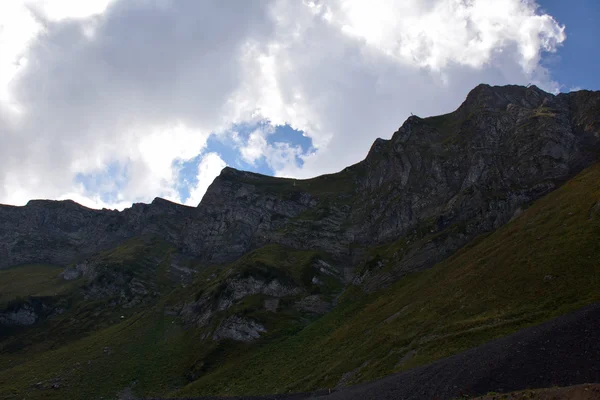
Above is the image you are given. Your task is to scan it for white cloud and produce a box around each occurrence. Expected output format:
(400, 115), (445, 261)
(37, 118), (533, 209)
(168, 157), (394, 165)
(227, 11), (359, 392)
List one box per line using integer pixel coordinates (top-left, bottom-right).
(267, 142), (305, 177)
(0, 3), (40, 108)
(239, 128), (270, 165)
(322, 0), (565, 72)
(185, 152), (227, 207)
(0, 0), (274, 208)
(0, 0), (568, 208)
(235, 124), (304, 175)
(233, 0), (566, 177)
(24, 0), (115, 21)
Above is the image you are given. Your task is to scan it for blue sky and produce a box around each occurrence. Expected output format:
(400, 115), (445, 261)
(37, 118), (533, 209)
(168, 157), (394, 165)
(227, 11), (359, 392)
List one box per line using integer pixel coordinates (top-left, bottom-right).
(538, 0), (600, 91)
(0, 1), (598, 209)
(176, 122), (313, 203)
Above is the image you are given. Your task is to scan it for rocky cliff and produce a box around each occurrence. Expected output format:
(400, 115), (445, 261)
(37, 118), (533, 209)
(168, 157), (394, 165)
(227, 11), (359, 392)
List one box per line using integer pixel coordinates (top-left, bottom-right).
(2, 84), (600, 289)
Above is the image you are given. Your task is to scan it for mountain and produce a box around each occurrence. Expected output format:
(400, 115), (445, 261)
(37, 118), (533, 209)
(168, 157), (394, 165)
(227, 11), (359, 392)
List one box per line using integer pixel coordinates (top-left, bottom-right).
(0, 84), (599, 399)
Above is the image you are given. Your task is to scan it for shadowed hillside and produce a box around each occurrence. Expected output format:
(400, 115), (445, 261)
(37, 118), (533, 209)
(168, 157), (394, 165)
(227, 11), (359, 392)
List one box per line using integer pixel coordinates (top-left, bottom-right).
(1, 84), (600, 399)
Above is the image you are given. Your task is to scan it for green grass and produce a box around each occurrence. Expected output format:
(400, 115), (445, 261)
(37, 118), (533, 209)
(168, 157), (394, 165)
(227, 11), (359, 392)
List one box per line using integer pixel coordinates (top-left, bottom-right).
(531, 106), (558, 118)
(165, 244), (344, 340)
(0, 244), (342, 399)
(176, 163), (600, 396)
(0, 302), (209, 399)
(2, 164), (600, 399)
(0, 265), (77, 307)
(184, 244), (338, 299)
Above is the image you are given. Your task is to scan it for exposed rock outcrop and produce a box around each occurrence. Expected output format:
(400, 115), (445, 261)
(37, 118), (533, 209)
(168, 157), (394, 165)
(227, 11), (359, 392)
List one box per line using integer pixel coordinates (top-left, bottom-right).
(0, 304), (38, 326)
(180, 273), (302, 328)
(212, 315), (267, 342)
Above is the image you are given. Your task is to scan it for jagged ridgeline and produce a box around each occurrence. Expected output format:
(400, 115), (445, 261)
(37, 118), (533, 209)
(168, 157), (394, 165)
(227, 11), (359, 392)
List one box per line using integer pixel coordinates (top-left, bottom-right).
(1, 84), (599, 399)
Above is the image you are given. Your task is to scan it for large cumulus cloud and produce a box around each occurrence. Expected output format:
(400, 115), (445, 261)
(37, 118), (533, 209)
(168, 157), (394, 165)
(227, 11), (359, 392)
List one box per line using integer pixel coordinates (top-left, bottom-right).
(0, 0), (566, 208)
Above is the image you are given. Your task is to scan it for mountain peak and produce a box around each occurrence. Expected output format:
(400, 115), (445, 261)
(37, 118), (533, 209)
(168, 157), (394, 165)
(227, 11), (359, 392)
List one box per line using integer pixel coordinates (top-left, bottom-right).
(460, 83), (553, 112)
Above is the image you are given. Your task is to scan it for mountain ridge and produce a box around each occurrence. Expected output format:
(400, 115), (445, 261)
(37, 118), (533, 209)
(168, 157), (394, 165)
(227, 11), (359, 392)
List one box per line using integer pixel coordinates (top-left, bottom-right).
(2, 84), (600, 284)
(2, 83), (600, 399)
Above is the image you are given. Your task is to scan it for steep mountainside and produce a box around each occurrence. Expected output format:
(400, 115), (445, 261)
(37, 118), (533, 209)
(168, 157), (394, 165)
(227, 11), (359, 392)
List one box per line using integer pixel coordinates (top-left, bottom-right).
(1, 84), (600, 399)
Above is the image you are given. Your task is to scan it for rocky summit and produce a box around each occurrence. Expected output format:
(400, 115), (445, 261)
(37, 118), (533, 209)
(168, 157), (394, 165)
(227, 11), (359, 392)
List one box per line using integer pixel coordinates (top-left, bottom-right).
(1, 84), (600, 400)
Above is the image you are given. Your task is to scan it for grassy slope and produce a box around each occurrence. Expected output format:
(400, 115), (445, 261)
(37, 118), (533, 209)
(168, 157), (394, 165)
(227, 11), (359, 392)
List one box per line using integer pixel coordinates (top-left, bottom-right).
(0, 244), (340, 399)
(176, 163), (600, 396)
(2, 164), (600, 399)
(0, 237), (185, 399)
(0, 265), (75, 307)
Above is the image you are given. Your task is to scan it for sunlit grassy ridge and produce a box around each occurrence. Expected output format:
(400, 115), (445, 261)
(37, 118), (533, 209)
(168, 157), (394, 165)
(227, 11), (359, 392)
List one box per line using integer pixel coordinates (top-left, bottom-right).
(2, 164), (600, 399)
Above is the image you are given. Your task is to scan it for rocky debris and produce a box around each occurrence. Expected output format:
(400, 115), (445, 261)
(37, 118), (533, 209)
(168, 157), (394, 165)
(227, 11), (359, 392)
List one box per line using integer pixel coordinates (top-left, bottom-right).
(223, 277), (301, 305)
(48, 307), (66, 318)
(59, 260), (96, 281)
(129, 278), (149, 296)
(311, 276), (323, 285)
(294, 295), (332, 315)
(314, 259), (341, 278)
(336, 361), (370, 388)
(0, 296), (62, 327)
(212, 316), (266, 342)
(0, 304), (38, 326)
(77, 261), (158, 310)
(118, 386), (139, 400)
(166, 252), (200, 286)
(180, 272), (302, 329)
(167, 262), (197, 286)
(31, 377), (62, 391)
(352, 256), (385, 286)
(394, 350), (416, 368)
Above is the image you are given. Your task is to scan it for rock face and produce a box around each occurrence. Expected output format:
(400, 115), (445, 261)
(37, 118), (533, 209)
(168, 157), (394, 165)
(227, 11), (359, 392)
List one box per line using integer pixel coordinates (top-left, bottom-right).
(212, 316), (267, 342)
(1, 85), (600, 289)
(0, 197), (197, 269)
(0, 297), (58, 327)
(0, 304), (38, 326)
(180, 272), (302, 328)
(59, 261), (97, 281)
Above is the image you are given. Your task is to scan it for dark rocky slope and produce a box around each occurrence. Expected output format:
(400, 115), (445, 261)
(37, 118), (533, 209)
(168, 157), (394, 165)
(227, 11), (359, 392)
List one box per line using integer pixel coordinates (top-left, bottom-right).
(309, 301), (600, 400)
(155, 301), (600, 400)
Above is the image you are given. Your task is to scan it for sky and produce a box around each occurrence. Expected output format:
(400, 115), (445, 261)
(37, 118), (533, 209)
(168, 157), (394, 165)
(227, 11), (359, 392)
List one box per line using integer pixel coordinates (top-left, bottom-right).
(0, 0), (598, 210)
